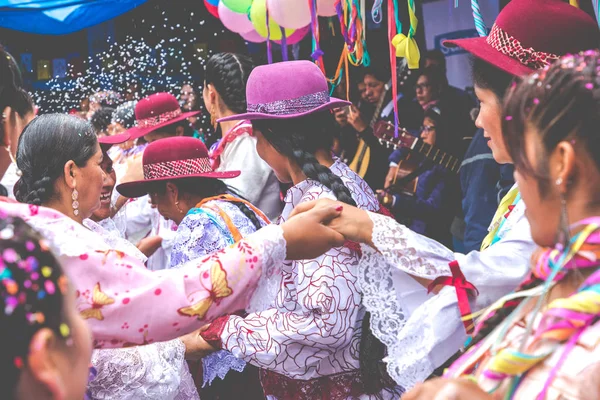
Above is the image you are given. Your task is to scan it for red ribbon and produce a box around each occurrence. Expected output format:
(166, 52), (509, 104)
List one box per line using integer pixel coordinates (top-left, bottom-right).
(427, 260), (479, 334)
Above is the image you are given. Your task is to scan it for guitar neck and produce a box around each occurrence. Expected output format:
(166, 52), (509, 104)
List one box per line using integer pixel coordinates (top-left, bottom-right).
(412, 140), (461, 173)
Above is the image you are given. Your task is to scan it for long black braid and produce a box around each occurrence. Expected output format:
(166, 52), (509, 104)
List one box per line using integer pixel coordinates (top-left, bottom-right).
(205, 53), (255, 115)
(254, 111), (393, 394)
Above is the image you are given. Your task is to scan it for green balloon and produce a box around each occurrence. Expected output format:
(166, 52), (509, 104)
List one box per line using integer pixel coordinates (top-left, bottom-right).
(221, 0), (253, 14)
(250, 0), (294, 40)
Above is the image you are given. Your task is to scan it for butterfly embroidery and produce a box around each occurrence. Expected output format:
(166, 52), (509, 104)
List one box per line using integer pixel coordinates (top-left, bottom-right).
(178, 262), (233, 320)
(80, 283), (115, 320)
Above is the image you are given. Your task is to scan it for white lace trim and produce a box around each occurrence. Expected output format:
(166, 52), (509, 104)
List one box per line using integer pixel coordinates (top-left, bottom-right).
(89, 339), (199, 400)
(83, 219), (147, 264)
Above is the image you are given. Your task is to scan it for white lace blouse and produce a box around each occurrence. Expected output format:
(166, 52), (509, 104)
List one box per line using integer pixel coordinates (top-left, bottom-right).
(357, 188), (535, 390)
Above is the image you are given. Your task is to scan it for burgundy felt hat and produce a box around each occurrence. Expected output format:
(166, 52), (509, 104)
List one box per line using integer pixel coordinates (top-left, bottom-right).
(126, 93), (200, 140)
(98, 132), (131, 151)
(444, 0), (600, 77)
(219, 60), (351, 122)
(116, 136), (240, 198)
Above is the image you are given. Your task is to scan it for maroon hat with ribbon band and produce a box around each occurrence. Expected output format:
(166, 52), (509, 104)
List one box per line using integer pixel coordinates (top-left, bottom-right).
(218, 60), (351, 122)
(444, 0), (600, 77)
(116, 136), (240, 199)
(98, 132), (131, 151)
(126, 93), (200, 140)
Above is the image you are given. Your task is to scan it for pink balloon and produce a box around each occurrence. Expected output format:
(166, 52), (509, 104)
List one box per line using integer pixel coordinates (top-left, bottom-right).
(274, 25), (310, 45)
(317, 0), (337, 17)
(218, 2), (254, 34)
(240, 29), (267, 43)
(267, 0), (311, 29)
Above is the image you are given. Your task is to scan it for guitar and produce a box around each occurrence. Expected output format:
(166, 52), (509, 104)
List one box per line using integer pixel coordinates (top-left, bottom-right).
(348, 59), (411, 178)
(373, 120), (463, 174)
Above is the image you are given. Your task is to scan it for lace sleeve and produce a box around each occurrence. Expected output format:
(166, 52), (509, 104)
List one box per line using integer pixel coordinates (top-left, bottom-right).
(88, 339), (199, 400)
(359, 208), (534, 390)
(367, 211), (453, 278)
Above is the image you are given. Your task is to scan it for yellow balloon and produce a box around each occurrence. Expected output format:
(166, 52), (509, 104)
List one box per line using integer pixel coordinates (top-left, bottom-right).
(250, 0), (295, 40)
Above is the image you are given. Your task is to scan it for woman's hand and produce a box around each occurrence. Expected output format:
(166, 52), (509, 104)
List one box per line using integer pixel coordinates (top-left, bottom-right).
(348, 105), (368, 132)
(281, 201), (345, 260)
(288, 199), (375, 248)
(179, 325), (217, 360)
(402, 378), (493, 400)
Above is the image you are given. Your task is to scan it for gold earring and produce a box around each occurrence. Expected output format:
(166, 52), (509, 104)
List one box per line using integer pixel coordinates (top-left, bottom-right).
(175, 201), (184, 214)
(210, 106), (217, 128)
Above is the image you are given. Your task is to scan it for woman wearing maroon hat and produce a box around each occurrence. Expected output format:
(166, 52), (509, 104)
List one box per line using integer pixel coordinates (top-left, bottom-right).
(286, 0), (600, 393)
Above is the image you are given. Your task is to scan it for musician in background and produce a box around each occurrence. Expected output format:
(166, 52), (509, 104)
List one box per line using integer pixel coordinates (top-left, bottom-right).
(347, 66), (423, 191)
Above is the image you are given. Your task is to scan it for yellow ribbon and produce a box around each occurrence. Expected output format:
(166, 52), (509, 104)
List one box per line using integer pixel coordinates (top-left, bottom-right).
(481, 187), (520, 251)
(391, 0), (420, 69)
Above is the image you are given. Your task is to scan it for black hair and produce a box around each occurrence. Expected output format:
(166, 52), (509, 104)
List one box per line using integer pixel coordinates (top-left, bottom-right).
(472, 56), (514, 102)
(418, 66), (449, 94)
(0, 46), (34, 118)
(112, 101), (137, 129)
(153, 120), (186, 136)
(149, 177), (263, 231)
(424, 49), (447, 73)
(253, 111), (393, 393)
(0, 216), (70, 397)
(205, 53), (255, 114)
(90, 107), (115, 135)
(362, 65), (390, 84)
(503, 51), (600, 194)
(14, 114), (98, 205)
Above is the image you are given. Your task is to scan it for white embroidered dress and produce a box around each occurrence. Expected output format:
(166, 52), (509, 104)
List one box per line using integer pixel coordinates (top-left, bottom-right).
(81, 219), (199, 400)
(205, 179), (399, 399)
(357, 184), (535, 390)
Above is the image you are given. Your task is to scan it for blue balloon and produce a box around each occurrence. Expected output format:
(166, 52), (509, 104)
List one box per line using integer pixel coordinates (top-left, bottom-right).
(0, 0), (147, 35)
(206, 0), (219, 6)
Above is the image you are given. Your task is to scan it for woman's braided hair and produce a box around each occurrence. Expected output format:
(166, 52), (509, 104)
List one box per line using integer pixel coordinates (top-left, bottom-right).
(205, 53), (254, 115)
(254, 111), (393, 394)
(14, 114), (98, 205)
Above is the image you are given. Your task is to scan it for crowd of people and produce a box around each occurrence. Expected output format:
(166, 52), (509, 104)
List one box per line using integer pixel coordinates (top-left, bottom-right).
(1, 0), (600, 399)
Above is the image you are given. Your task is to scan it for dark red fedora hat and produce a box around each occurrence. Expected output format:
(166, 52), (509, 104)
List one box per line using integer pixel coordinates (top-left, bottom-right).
(116, 136), (240, 198)
(444, 0), (600, 76)
(98, 132), (131, 151)
(126, 93), (200, 140)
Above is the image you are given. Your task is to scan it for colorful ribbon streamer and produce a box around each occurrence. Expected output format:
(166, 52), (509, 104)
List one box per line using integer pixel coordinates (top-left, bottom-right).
(309, 0), (326, 74)
(388, 0), (399, 136)
(471, 0), (487, 37)
(391, 0), (420, 69)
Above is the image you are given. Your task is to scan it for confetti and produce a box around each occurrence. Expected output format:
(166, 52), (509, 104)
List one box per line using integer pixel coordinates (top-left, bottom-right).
(59, 323), (71, 338)
(41, 266), (52, 278)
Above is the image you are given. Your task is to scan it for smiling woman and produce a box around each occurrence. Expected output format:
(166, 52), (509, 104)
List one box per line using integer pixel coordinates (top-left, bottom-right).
(14, 114), (104, 223)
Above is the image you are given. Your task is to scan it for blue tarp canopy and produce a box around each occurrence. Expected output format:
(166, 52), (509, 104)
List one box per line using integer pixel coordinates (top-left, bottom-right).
(0, 0), (147, 35)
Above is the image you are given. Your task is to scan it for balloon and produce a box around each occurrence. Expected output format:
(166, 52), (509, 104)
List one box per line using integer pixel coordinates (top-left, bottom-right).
(221, 0), (252, 14)
(267, 0), (311, 29)
(204, 0), (219, 18)
(274, 25), (310, 45)
(240, 29), (267, 43)
(218, 2), (254, 33)
(250, 0), (294, 40)
(317, 0), (337, 17)
(206, 0), (219, 6)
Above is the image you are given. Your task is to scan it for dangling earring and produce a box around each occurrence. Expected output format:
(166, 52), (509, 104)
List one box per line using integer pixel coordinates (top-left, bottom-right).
(209, 106), (217, 129)
(175, 201), (184, 214)
(72, 188), (80, 216)
(556, 178), (570, 248)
